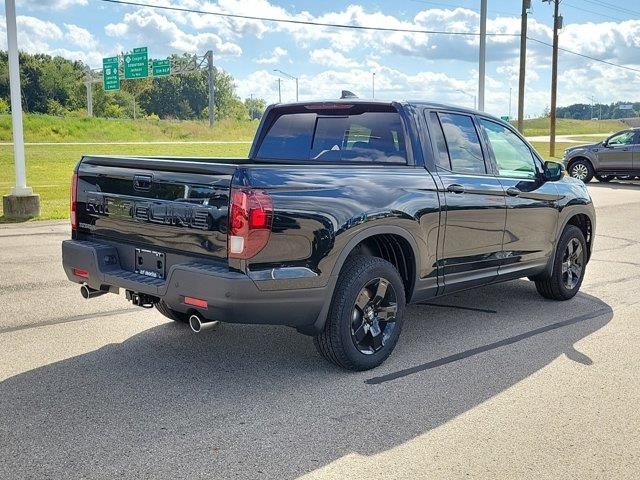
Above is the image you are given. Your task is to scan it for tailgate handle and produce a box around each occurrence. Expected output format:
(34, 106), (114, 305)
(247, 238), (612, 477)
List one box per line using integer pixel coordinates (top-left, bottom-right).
(133, 174), (153, 191)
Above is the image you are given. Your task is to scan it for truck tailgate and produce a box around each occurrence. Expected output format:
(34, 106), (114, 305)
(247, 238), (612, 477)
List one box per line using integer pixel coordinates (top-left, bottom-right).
(75, 156), (239, 261)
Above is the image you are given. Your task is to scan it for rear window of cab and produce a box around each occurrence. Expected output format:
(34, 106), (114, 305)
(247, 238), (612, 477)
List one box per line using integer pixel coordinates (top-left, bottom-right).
(257, 109), (407, 164)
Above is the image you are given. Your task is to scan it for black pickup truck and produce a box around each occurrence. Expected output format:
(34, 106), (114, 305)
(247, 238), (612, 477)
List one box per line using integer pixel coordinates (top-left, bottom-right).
(62, 99), (595, 370)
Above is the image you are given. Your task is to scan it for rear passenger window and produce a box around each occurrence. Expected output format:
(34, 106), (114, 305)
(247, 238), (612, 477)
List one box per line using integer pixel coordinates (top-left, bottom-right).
(257, 110), (407, 164)
(438, 113), (486, 174)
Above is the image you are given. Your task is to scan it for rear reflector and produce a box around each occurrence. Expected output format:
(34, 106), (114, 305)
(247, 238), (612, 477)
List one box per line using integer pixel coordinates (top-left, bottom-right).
(73, 268), (89, 278)
(184, 296), (208, 309)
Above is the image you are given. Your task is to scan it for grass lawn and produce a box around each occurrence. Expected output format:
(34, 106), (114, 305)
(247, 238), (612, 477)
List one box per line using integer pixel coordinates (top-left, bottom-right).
(2, 140), (566, 222)
(530, 142), (572, 161)
(517, 118), (627, 136)
(0, 114), (259, 143)
(0, 143), (250, 221)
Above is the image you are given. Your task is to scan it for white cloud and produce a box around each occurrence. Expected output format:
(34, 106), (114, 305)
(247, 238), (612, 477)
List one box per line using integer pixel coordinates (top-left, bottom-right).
(20, 0), (88, 9)
(105, 9), (242, 56)
(65, 24), (97, 49)
(310, 49), (360, 68)
(0, 15), (63, 52)
(255, 46), (287, 64)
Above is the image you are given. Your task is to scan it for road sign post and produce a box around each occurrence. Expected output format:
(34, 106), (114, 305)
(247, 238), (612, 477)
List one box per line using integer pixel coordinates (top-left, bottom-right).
(102, 56), (120, 91)
(2, 0), (40, 218)
(124, 47), (149, 79)
(152, 59), (171, 77)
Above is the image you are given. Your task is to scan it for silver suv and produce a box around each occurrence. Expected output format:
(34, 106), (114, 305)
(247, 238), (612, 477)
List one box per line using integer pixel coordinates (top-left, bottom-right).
(564, 128), (640, 183)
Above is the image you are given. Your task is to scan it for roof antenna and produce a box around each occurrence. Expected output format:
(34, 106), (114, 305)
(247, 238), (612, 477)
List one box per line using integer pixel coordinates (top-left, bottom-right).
(340, 90), (358, 99)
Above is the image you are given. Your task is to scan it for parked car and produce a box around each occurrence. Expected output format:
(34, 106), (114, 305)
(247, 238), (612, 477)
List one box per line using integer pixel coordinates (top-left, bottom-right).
(62, 98), (595, 370)
(564, 128), (640, 182)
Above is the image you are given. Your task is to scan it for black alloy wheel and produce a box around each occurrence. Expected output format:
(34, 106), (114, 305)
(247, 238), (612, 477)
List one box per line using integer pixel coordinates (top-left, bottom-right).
(561, 238), (584, 290)
(350, 277), (398, 355)
(314, 255), (406, 370)
(534, 225), (587, 300)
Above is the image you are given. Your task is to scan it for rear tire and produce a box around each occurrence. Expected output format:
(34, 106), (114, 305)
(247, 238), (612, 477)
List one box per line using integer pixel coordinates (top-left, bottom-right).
(568, 159), (594, 183)
(155, 300), (190, 323)
(313, 255), (406, 371)
(534, 225), (587, 301)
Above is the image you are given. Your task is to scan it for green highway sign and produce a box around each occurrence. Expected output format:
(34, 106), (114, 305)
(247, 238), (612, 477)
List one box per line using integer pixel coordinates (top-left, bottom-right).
(500, 115), (510, 122)
(152, 59), (171, 77)
(102, 56), (120, 91)
(124, 47), (149, 79)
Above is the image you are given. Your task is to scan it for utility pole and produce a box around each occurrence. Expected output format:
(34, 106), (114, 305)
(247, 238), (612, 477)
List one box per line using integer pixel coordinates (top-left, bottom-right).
(277, 78), (282, 103)
(206, 50), (215, 128)
(478, 0), (487, 111)
(509, 87), (512, 119)
(2, 0), (39, 218)
(372, 72), (376, 99)
(546, 0), (561, 157)
(517, 0), (530, 133)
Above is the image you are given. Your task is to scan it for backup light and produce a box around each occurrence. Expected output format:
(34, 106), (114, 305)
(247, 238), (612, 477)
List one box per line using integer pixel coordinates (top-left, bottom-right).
(228, 188), (273, 259)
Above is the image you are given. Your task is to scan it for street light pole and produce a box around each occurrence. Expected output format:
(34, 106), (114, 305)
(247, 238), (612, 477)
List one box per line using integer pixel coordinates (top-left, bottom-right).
(457, 89), (476, 110)
(372, 72), (375, 99)
(273, 69), (298, 101)
(478, 0), (487, 111)
(277, 78), (281, 103)
(2, 0), (39, 218)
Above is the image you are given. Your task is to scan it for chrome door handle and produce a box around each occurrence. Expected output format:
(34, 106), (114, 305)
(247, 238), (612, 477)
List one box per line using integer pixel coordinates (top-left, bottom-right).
(506, 187), (521, 197)
(446, 184), (465, 194)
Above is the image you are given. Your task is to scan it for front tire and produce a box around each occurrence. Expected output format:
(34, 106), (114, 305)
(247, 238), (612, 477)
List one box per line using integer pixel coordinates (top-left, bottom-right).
(568, 159), (594, 183)
(313, 255), (406, 371)
(535, 225), (587, 301)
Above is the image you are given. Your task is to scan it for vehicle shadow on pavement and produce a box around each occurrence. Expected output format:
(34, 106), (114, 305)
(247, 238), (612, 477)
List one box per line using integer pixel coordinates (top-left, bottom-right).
(0, 280), (612, 479)
(588, 180), (640, 189)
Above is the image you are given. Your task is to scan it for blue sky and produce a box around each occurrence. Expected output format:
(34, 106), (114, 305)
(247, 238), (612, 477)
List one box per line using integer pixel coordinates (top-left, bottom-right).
(1, 0), (640, 116)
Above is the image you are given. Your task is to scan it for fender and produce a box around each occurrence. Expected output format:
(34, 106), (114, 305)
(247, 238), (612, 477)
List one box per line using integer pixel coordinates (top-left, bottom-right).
(296, 225), (421, 336)
(542, 205), (596, 278)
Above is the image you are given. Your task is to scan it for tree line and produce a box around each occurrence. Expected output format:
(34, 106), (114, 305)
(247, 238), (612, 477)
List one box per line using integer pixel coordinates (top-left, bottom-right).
(0, 51), (266, 121)
(555, 102), (640, 120)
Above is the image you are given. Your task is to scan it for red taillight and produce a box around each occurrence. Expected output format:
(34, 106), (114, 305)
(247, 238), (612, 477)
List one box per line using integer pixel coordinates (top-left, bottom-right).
(73, 268), (89, 278)
(184, 296), (208, 309)
(228, 187), (273, 259)
(70, 173), (78, 231)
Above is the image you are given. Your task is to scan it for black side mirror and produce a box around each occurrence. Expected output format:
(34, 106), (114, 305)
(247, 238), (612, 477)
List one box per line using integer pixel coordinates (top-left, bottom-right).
(544, 161), (563, 182)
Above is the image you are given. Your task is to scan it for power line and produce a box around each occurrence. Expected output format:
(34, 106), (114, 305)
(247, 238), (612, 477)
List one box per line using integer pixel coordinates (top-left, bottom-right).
(582, 0), (640, 17)
(97, 0), (517, 37)
(97, 0), (640, 76)
(563, 2), (627, 22)
(528, 37), (640, 74)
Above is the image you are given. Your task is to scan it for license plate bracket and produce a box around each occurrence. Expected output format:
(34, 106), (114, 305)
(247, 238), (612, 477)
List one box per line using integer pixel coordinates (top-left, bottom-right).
(135, 248), (166, 279)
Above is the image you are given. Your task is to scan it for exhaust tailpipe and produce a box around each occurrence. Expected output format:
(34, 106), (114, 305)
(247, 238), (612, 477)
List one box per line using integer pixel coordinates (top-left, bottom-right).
(81, 284), (107, 299)
(189, 313), (219, 333)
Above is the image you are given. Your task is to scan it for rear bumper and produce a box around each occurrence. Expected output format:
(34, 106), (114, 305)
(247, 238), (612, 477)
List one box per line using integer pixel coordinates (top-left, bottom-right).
(62, 240), (326, 332)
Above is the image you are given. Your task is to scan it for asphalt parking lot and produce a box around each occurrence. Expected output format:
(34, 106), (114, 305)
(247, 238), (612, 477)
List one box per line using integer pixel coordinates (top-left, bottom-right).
(1, 181), (639, 479)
